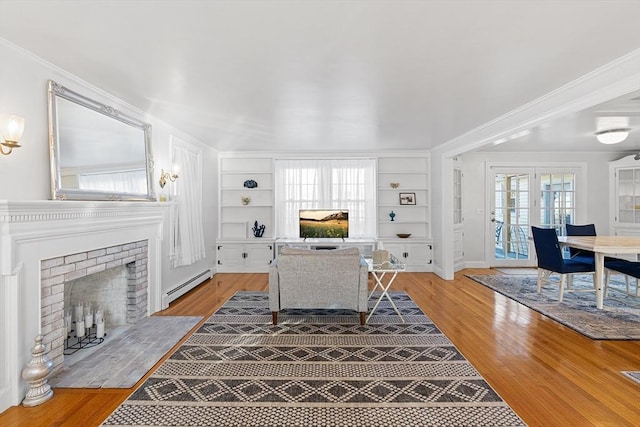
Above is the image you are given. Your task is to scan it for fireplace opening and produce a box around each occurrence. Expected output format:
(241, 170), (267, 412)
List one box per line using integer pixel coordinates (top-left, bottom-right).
(40, 240), (148, 372)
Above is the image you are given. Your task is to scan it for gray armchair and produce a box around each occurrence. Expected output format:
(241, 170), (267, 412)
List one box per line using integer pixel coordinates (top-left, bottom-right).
(268, 246), (369, 325)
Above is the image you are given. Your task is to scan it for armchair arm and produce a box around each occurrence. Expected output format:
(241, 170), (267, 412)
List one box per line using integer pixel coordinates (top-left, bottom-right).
(358, 258), (369, 311)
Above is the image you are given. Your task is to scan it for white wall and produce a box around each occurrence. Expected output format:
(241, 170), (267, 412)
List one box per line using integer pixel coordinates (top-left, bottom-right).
(0, 39), (217, 310)
(460, 150), (622, 267)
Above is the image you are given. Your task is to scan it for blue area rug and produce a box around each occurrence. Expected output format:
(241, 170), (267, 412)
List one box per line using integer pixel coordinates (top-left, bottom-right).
(467, 274), (639, 340)
(102, 291), (525, 426)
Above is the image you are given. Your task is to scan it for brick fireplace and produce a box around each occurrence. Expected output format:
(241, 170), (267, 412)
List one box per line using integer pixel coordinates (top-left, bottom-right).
(0, 201), (166, 412)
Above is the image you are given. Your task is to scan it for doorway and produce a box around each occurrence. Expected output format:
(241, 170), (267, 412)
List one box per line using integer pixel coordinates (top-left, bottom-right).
(488, 167), (579, 267)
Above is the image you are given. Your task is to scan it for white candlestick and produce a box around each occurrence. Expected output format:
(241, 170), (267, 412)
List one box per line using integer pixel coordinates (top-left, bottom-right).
(76, 319), (85, 338)
(96, 319), (105, 339)
(65, 312), (72, 334)
(75, 304), (83, 322)
(84, 313), (93, 329)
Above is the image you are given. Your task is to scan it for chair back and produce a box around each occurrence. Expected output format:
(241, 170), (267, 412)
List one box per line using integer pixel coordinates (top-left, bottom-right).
(531, 226), (564, 272)
(565, 223), (596, 258)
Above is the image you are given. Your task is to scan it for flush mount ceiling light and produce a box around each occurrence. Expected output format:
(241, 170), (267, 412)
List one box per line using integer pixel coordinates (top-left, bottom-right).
(595, 128), (631, 144)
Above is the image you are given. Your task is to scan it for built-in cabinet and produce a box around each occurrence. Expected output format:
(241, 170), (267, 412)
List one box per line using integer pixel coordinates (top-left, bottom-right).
(380, 241), (433, 272)
(377, 155), (430, 240)
(376, 154), (432, 271)
(219, 156), (273, 240)
(610, 154), (640, 236)
(216, 241), (274, 272)
(216, 153), (433, 272)
(217, 155), (275, 272)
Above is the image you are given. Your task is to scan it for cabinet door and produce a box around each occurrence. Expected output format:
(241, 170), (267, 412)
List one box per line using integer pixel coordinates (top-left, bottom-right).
(384, 243), (430, 269)
(246, 244), (274, 268)
(404, 243), (429, 267)
(217, 244), (245, 268)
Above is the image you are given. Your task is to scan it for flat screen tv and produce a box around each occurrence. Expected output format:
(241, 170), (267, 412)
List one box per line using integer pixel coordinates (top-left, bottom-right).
(299, 209), (349, 239)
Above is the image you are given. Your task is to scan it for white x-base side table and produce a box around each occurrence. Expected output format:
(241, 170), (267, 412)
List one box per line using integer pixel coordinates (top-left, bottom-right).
(366, 258), (406, 323)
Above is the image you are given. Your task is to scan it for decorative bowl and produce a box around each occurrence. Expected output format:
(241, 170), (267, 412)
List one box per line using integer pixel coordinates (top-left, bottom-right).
(390, 182), (399, 188)
(396, 233), (411, 238)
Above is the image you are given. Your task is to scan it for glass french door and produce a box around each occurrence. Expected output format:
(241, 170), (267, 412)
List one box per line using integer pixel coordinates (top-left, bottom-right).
(490, 168), (534, 267)
(489, 167), (579, 267)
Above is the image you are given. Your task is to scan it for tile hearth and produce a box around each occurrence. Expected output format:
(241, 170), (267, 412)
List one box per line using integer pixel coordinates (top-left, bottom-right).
(49, 315), (202, 389)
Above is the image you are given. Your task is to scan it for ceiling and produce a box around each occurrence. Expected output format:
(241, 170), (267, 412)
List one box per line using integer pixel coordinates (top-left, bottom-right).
(1, 0), (639, 153)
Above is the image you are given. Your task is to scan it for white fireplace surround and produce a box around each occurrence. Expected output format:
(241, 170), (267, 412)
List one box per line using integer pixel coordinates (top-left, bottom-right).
(0, 200), (165, 412)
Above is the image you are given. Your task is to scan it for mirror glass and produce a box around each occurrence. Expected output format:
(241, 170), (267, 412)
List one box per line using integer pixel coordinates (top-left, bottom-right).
(48, 80), (155, 201)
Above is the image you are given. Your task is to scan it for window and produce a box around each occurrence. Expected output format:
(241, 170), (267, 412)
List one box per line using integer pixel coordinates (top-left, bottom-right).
(539, 172), (576, 235)
(274, 159), (376, 238)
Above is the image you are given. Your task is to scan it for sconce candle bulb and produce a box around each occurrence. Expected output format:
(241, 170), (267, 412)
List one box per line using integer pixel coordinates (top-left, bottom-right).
(0, 114), (25, 155)
(159, 168), (179, 188)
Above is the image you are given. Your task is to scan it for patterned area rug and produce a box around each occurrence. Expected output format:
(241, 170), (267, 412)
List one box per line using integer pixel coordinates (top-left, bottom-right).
(102, 292), (525, 427)
(467, 274), (640, 340)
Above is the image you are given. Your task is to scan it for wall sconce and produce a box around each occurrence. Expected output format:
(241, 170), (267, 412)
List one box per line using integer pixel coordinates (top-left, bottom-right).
(159, 168), (179, 188)
(0, 115), (25, 156)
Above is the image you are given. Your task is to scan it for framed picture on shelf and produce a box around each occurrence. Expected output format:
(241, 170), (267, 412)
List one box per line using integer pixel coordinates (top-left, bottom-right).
(399, 192), (416, 205)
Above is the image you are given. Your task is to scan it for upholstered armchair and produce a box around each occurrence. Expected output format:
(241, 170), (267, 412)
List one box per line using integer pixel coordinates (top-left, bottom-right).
(268, 246), (369, 325)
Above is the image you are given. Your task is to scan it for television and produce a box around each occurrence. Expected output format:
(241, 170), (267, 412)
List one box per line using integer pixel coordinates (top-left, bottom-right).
(299, 209), (349, 239)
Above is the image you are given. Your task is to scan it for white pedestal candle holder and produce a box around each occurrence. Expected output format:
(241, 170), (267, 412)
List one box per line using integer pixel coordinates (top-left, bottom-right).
(21, 335), (54, 407)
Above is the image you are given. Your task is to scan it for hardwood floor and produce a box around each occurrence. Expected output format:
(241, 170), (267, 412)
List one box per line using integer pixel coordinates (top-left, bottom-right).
(1, 270), (638, 426)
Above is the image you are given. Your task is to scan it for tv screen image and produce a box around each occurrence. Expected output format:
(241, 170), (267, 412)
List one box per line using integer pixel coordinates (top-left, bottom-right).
(299, 209), (349, 239)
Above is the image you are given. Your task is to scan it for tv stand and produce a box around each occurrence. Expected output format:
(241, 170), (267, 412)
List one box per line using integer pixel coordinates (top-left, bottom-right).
(275, 238), (376, 257)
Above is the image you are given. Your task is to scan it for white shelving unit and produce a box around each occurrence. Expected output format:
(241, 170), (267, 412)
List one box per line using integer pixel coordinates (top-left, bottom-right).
(219, 157), (274, 240)
(217, 156), (275, 272)
(377, 155), (432, 271)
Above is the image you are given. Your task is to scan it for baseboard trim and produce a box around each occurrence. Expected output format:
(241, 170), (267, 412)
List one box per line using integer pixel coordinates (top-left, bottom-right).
(163, 269), (212, 306)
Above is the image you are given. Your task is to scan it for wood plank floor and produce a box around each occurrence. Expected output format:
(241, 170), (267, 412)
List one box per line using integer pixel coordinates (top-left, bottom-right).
(1, 269), (639, 426)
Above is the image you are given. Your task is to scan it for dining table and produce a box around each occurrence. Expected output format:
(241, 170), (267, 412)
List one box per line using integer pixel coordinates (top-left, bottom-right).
(557, 235), (640, 309)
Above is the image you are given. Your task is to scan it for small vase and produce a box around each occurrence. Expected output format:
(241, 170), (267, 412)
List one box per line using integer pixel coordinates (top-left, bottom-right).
(389, 211), (396, 222)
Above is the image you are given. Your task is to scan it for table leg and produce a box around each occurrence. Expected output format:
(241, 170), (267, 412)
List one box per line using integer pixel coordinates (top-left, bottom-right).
(368, 272), (386, 299)
(366, 271), (404, 323)
(595, 252), (604, 309)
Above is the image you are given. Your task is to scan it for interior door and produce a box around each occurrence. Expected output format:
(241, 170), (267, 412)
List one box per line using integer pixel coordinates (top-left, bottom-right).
(489, 168), (535, 267)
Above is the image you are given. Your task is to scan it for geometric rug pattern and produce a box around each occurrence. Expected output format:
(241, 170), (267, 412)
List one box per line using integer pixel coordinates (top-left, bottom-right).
(102, 291), (525, 426)
(467, 274), (640, 340)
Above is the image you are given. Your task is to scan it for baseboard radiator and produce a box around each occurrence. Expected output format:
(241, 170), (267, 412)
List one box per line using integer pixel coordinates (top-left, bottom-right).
(164, 269), (212, 305)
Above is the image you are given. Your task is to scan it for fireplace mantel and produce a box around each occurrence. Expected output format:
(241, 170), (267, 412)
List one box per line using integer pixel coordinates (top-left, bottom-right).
(0, 200), (167, 412)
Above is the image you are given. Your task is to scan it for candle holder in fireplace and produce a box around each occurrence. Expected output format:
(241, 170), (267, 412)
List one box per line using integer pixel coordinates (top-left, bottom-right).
(64, 324), (106, 355)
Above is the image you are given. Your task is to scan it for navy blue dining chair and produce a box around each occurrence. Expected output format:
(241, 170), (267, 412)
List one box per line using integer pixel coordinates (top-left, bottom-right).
(565, 223), (597, 264)
(531, 226), (595, 302)
(604, 259), (640, 297)
(566, 223), (631, 295)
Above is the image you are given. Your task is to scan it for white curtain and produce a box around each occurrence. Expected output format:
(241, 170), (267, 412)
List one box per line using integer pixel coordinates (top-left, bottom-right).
(170, 141), (206, 267)
(79, 169), (147, 193)
(274, 158), (376, 238)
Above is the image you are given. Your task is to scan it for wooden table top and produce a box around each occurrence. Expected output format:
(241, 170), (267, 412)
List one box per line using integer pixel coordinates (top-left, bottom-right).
(558, 235), (640, 254)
